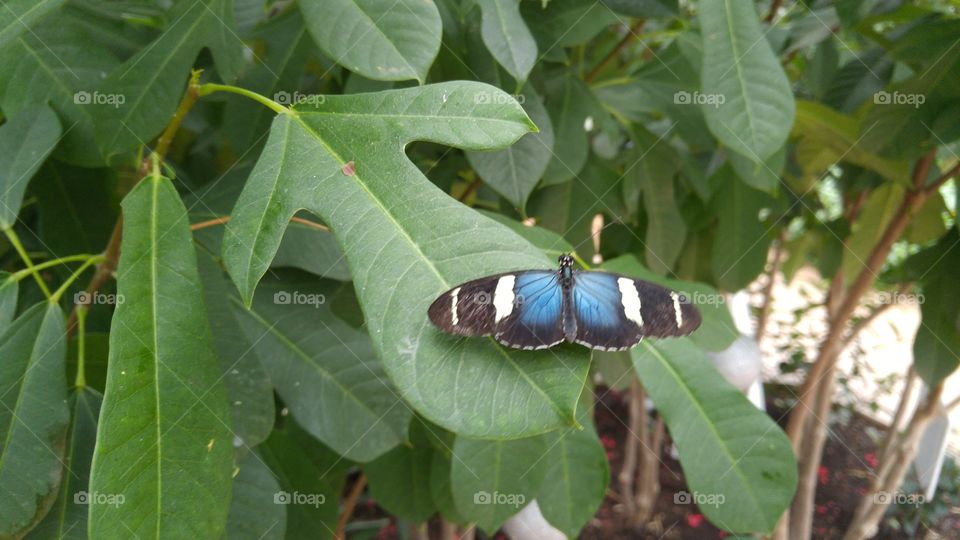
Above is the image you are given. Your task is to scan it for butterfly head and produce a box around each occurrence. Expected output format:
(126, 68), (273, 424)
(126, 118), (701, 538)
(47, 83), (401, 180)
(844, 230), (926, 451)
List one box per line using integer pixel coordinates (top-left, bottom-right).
(558, 254), (574, 269)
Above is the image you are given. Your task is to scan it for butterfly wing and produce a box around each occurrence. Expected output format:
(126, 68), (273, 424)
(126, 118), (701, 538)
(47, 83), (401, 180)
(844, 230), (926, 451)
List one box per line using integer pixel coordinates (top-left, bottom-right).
(428, 271), (564, 350)
(571, 271), (701, 351)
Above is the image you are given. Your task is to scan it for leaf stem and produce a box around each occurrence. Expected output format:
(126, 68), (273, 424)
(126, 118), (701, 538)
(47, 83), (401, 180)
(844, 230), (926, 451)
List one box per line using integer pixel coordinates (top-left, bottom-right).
(9, 254), (101, 282)
(3, 227), (52, 297)
(75, 305), (88, 389)
(50, 255), (106, 304)
(154, 70), (203, 160)
(196, 83), (292, 116)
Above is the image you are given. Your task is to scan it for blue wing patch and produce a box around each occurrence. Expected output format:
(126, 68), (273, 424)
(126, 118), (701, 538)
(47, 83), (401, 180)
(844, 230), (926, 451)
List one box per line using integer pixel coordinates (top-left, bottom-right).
(495, 271), (565, 350)
(571, 271), (643, 351)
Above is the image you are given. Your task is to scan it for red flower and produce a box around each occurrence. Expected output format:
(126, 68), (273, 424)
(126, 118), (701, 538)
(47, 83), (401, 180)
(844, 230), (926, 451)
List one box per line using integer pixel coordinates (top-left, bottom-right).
(816, 504), (827, 515)
(687, 513), (704, 528)
(600, 435), (617, 449)
(818, 465), (829, 485)
(865, 452), (879, 468)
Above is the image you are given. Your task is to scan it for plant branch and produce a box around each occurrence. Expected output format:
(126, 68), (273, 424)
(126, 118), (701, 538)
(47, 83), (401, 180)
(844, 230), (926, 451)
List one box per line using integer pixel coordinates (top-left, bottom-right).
(197, 83), (292, 116)
(585, 20), (645, 83)
(756, 230), (787, 342)
(334, 473), (367, 540)
(190, 215), (330, 232)
(154, 70), (203, 160)
(3, 227), (52, 298)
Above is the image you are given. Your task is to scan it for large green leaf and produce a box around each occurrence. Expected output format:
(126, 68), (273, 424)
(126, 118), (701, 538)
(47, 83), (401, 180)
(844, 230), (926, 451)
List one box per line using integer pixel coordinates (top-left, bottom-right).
(466, 86), (554, 210)
(521, 0), (618, 49)
(0, 20), (118, 166)
(476, 0), (537, 84)
(299, 0), (441, 83)
(839, 183), (905, 285)
(223, 82), (590, 438)
(631, 339), (796, 533)
(95, 0), (243, 158)
(0, 0), (65, 49)
(642, 178), (687, 276)
(450, 435), (548, 533)
(233, 278), (410, 462)
(89, 174), (233, 539)
(0, 303), (68, 538)
(699, 0), (794, 161)
(0, 105), (62, 229)
(711, 168), (772, 291)
(536, 423), (609, 538)
(364, 419), (437, 522)
(224, 451), (286, 540)
(0, 273), (17, 327)
(30, 388), (102, 540)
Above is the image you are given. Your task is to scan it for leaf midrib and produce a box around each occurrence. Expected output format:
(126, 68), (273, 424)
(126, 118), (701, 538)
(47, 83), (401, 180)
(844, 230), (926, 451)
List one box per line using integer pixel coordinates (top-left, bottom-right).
(149, 177), (164, 540)
(289, 114), (570, 424)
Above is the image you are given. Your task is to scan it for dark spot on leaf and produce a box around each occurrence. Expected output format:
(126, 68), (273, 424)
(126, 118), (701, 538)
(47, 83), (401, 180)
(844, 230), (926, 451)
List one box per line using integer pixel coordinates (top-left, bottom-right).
(341, 161), (356, 176)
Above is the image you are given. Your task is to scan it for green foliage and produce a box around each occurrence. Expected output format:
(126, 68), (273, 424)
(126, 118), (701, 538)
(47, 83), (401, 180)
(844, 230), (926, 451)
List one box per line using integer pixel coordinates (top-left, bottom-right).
(2, 1), (959, 538)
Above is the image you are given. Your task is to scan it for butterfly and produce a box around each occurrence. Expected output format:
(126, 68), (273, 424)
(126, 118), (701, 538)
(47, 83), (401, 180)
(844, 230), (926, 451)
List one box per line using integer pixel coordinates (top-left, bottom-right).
(428, 254), (701, 351)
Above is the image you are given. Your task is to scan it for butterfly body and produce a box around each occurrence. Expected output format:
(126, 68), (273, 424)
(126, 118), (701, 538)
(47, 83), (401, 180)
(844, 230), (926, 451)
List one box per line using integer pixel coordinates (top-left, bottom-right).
(428, 255), (701, 351)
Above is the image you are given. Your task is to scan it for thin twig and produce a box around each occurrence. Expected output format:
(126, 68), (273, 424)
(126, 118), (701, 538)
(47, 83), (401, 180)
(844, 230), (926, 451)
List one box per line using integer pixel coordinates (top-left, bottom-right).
(756, 230), (787, 342)
(457, 178), (482, 203)
(585, 20), (645, 83)
(334, 473), (367, 540)
(190, 215), (330, 232)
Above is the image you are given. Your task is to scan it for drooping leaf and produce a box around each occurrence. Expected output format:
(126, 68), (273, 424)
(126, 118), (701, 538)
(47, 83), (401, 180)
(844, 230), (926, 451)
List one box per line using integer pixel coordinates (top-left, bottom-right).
(450, 435), (548, 533)
(631, 339), (797, 533)
(476, 0), (537, 84)
(0, 0), (65, 49)
(299, 0), (441, 83)
(727, 144), (785, 193)
(222, 82), (590, 438)
(224, 451), (286, 540)
(536, 424), (609, 539)
(33, 162), (118, 255)
(911, 230), (960, 385)
(95, 0), (243, 158)
(0, 20), (119, 166)
(642, 177), (687, 275)
(364, 419), (437, 522)
(600, 0), (677, 17)
(197, 252), (276, 451)
(699, 0), (795, 161)
(542, 74), (593, 185)
(623, 125), (680, 218)
(521, 0), (618, 49)
(429, 451), (466, 524)
(0, 303), (68, 538)
(258, 425), (345, 540)
(271, 219), (351, 281)
(89, 174), (233, 539)
(30, 388), (102, 540)
(233, 278), (410, 462)
(711, 168), (772, 291)
(466, 86), (554, 210)
(0, 105), (62, 229)
(840, 183), (905, 285)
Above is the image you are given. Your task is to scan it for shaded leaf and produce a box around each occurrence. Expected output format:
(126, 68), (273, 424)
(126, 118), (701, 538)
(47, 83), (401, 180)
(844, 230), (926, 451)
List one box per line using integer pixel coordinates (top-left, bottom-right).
(711, 168), (772, 291)
(536, 424), (609, 538)
(840, 183), (905, 285)
(467, 86), (554, 209)
(0, 0), (65, 49)
(477, 0), (537, 83)
(699, 0), (794, 161)
(234, 278), (410, 462)
(300, 0), (441, 83)
(911, 230), (960, 385)
(0, 106), (62, 229)
(30, 388), (102, 540)
(450, 435), (548, 533)
(631, 339), (797, 533)
(0, 273), (17, 327)
(89, 174), (233, 539)
(224, 451), (286, 540)
(222, 82), (589, 438)
(542, 74), (593, 185)
(365, 420), (437, 522)
(0, 304), (68, 537)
